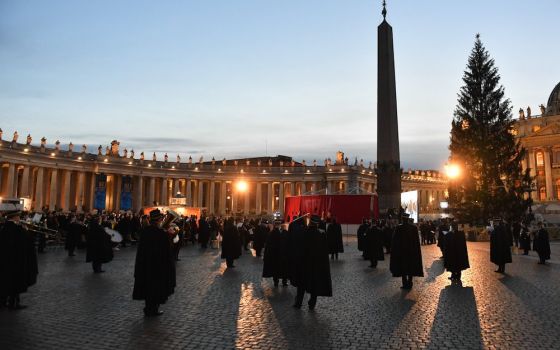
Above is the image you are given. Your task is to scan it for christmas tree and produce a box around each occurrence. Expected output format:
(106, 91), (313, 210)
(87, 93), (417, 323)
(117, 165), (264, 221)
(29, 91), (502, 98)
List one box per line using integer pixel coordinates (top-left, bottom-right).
(448, 34), (532, 224)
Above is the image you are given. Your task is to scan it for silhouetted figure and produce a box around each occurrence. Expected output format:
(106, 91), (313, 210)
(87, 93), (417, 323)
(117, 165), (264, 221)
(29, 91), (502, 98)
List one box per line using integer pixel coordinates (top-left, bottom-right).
(221, 218), (241, 268)
(390, 215), (423, 289)
(490, 219), (512, 274)
(65, 216), (85, 257)
(357, 219), (369, 259)
(381, 221), (393, 254)
(288, 215), (332, 310)
(263, 221), (289, 286)
(198, 217), (210, 248)
(511, 221), (521, 248)
(133, 209), (176, 317)
(0, 211), (38, 310)
(253, 221), (268, 257)
(520, 224), (531, 255)
(364, 222), (384, 268)
(326, 218), (343, 260)
(534, 222), (551, 265)
(444, 223), (470, 283)
(86, 215), (113, 273)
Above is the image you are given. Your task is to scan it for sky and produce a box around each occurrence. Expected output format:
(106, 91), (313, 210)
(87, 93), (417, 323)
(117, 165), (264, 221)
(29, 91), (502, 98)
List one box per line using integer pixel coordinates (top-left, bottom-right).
(1, 0), (559, 170)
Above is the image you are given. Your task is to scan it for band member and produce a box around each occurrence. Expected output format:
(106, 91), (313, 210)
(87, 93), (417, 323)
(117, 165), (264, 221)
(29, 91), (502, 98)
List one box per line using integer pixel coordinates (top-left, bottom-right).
(0, 210), (38, 309)
(221, 217), (242, 268)
(444, 222), (470, 283)
(86, 214), (113, 273)
(133, 209), (176, 317)
(289, 215), (332, 310)
(263, 221), (289, 286)
(364, 220), (385, 268)
(490, 218), (512, 274)
(390, 213), (423, 289)
(519, 223), (531, 255)
(253, 220), (268, 257)
(326, 217), (343, 260)
(66, 216), (85, 257)
(534, 222), (551, 265)
(357, 219), (369, 259)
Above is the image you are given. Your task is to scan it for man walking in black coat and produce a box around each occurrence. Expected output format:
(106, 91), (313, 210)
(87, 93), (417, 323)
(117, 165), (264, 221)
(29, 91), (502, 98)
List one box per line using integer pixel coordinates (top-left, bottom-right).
(364, 221), (384, 268)
(390, 214), (423, 290)
(288, 215), (332, 310)
(66, 216), (84, 257)
(357, 219), (369, 259)
(198, 216), (210, 249)
(221, 218), (241, 268)
(490, 219), (512, 274)
(444, 222), (469, 283)
(534, 222), (551, 265)
(0, 210), (38, 310)
(326, 217), (343, 260)
(519, 223), (531, 255)
(263, 221), (289, 286)
(86, 214), (113, 273)
(253, 220), (268, 258)
(133, 209), (176, 317)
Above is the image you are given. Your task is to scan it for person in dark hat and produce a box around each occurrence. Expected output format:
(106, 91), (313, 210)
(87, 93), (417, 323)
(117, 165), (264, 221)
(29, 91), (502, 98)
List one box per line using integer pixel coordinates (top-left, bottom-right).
(443, 222), (469, 283)
(85, 214), (113, 273)
(288, 215), (332, 310)
(357, 218), (370, 259)
(519, 223), (531, 255)
(390, 213), (423, 289)
(326, 216), (343, 260)
(221, 217), (242, 268)
(253, 219), (269, 258)
(263, 220), (290, 286)
(490, 218), (512, 273)
(133, 209), (176, 317)
(0, 210), (38, 309)
(533, 222), (551, 265)
(364, 220), (385, 268)
(198, 216), (210, 249)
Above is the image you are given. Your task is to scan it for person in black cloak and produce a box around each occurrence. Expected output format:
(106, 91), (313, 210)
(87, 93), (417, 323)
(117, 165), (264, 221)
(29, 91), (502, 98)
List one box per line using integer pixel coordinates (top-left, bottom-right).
(511, 220), (521, 248)
(381, 220), (393, 254)
(357, 218), (369, 259)
(519, 223), (531, 255)
(253, 219), (268, 258)
(263, 220), (290, 286)
(0, 210), (38, 310)
(490, 218), (512, 274)
(288, 215), (332, 310)
(221, 217), (242, 268)
(437, 219), (449, 259)
(326, 217), (343, 260)
(65, 215), (84, 257)
(390, 213), (423, 290)
(364, 220), (385, 268)
(198, 216), (210, 249)
(85, 214), (113, 273)
(443, 222), (469, 283)
(133, 209), (176, 317)
(534, 222), (551, 265)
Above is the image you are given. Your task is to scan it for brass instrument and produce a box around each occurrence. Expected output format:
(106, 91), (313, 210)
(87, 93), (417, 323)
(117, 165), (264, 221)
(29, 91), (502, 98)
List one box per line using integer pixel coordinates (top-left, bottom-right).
(160, 209), (180, 229)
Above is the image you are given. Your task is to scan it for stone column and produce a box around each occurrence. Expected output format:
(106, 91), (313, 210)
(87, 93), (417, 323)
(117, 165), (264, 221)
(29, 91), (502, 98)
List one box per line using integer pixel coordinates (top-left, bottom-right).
(255, 182), (262, 214)
(20, 166), (30, 198)
(197, 180), (204, 208)
(160, 178), (168, 206)
(76, 172), (85, 212)
(528, 150), (538, 199)
(288, 182), (294, 197)
(218, 181), (226, 215)
(243, 182), (250, 214)
(5, 163), (16, 197)
(148, 177), (156, 206)
(278, 182), (285, 215)
(35, 167), (45, 210)
(173, 179), (180, 196)
(267, 182), (273, 213)
(88, 173), (95, 211)
(133, 176), (144, 212)
(544, 148), (554, 200)
(232, 187), (238, 214)
(186, 180), (192, 206)
(63, 170), (72, 212)
(114, 175), (122, 210)
(49, 169), (58, 210)
(208, 181), (215, 214)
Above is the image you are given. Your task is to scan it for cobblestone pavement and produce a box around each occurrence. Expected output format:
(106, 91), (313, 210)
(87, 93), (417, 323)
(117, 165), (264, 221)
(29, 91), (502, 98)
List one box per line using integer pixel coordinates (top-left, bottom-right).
(1, 240), (559, 350)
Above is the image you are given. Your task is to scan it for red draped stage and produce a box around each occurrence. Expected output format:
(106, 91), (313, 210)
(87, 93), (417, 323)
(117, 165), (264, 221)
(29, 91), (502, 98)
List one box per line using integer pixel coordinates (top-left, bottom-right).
(284, 194), (378, 224)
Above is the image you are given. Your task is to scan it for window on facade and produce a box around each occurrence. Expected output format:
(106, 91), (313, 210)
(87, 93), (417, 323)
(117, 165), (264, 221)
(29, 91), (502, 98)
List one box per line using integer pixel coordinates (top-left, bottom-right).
(536, 152), (544, 167)
(540, 187), (547, 201)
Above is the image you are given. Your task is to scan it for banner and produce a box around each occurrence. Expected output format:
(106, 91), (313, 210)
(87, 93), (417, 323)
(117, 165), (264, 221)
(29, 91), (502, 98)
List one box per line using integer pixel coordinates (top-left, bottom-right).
(284, 194), (377, 224)
(94, 173), (107, 210)
(120, 176), (133, 211)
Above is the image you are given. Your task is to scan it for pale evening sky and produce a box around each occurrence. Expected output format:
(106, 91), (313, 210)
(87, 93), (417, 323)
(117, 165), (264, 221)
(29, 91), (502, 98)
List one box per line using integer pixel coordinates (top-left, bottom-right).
(1, 0), (559, 170)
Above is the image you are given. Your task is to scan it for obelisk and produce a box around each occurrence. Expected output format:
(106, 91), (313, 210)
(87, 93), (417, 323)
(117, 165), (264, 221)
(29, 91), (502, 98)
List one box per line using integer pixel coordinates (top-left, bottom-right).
(376, 1), (401, 213)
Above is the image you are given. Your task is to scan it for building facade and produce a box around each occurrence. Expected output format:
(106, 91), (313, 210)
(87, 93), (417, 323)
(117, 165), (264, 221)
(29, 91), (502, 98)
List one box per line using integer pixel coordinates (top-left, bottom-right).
(0, 135), (447, 216)
(515, 82), (560, 202)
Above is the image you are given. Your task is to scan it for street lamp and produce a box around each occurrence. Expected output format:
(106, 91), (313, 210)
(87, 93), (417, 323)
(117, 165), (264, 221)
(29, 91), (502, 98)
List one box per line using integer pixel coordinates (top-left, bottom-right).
(445, 163), (461, 179)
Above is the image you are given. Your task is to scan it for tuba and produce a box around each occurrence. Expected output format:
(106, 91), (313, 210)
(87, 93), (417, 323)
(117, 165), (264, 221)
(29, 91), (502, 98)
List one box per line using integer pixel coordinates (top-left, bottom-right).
(160, 209), (180, 229)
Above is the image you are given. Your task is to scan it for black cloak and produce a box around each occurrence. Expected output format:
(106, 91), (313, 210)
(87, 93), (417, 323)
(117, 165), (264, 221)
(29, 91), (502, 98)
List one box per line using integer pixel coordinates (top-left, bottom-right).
(262, 227), (289, 279)
(0, 221), (38, 296)
(490, 224), (512, 265)
(443, 230), (470, 272)
(85, 221), (113, 264)
(389, 222), (424, 277)
(326, 222), (344, 254)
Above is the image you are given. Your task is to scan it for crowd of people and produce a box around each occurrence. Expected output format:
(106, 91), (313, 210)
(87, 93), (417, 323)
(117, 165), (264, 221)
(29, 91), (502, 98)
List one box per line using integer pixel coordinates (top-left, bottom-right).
(0, 207), (554, 315)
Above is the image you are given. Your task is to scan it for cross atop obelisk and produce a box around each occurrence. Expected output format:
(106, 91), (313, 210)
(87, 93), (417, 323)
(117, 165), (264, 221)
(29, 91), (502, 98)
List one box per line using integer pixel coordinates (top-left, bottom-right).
(376, 0), (402, 214)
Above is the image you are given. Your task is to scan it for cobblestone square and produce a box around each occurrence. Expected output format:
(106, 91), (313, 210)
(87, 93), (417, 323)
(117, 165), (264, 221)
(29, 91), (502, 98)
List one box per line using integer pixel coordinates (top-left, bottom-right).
(1, 241), (559, 350)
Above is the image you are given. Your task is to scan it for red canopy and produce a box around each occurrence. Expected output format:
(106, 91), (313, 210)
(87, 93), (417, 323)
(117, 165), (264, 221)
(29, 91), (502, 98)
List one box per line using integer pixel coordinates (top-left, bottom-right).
(284, 194), (378, 224)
